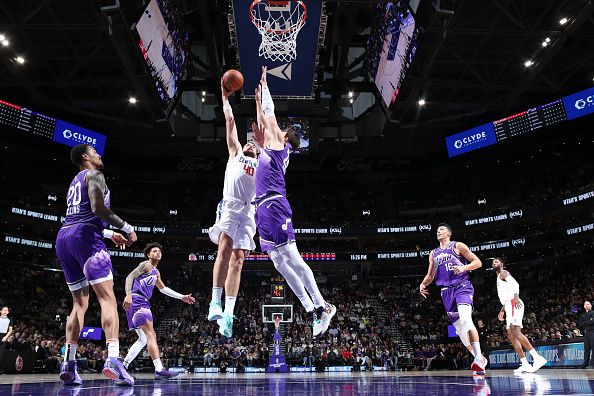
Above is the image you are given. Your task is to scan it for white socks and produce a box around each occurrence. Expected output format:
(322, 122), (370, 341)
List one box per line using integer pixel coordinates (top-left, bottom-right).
(123, 329), (147, 368)
(224, 296), (236, 315)
(470, 342), (482, 358)
(521, 357), (529, 365)
(212, 287), (223, 303)
(528, 349), (539, 358)
(153, 358), (164, 372)
(106, 339), (120, 358)
(64, 342), (77, 361)
(269, 246), (315, 312)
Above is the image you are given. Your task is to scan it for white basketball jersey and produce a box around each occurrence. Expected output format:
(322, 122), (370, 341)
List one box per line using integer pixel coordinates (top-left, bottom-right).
(222, 154), (258, 202)
(496, 272), (520, 305)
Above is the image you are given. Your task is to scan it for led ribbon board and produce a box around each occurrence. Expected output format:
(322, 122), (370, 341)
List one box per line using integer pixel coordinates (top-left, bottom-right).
(445, 86), (594, 158)
(231, 0), (324, 98)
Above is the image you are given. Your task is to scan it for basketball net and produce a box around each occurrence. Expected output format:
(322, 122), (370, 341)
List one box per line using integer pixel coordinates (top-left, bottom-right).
(250, 0), (308, 62)
(273, 315), (282, 329)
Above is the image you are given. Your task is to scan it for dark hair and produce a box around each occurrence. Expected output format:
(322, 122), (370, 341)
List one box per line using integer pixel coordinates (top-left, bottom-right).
(144, 242), (163, 258)
(492, 257), (505, 265)
(436, 223), (452, 233)
(285, 127), (300, 150)
(70, 144), (92, 166)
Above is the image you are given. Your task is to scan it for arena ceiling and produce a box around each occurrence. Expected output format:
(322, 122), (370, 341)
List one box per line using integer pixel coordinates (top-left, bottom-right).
(0, 0), (593, 158)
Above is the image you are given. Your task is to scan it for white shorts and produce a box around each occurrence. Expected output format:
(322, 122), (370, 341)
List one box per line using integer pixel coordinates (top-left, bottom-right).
(504, 299), (524, 329)
(208, 198), (256, 251)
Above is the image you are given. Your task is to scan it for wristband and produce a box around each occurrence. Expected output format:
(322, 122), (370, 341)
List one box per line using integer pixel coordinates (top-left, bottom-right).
(102, 229), (114, 239)
(121, 222), (134, 234)
(160, 287), (184, 300)
(261, 86), (275, 118)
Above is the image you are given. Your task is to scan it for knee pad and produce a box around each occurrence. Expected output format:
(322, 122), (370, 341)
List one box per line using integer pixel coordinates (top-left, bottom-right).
(453, 320), (470, 346)
(458, 304), (476, 333)
(135, 329), (148, 346)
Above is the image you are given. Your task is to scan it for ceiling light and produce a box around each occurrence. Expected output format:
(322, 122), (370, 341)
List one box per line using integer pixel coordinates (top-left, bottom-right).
(1, 39), (9, 47)
(524, 60), (534, 67)
(15, 56), (25, 64)
(348, 91), (353, 98)
(0, 34), (4, 41)
(349, 98), (353, 104)
(541, 41), (548, 47)
(559, 17), (568, 25)
(545, 37), (551, 43)
(201, 97), (205, 103)
(128, 97), (137, 104)
(418, 99), (426, 106)
(202, 91), (206, 96)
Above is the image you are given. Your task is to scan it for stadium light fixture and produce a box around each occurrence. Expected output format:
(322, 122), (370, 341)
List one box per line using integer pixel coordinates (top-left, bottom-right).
(418, 99), (426, 106)
(541, 40), (548, 47)
(348, 91), (353, 98)
(524, 60), (534, 68)
(15, 56), (25, 64)
(202, 91), (206, 96)
(1, 39), (9, 47)
(349, 98), (353, 104)
(559, 17), (568, 25)
(128, 97), (137, 104)
(202, 97), (205, 103)
(0, 34), (5, 41)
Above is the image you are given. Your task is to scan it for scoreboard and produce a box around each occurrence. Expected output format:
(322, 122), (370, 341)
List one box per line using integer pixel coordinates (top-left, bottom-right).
(0, 99), (107, 154)
(446, 86), (594, 157)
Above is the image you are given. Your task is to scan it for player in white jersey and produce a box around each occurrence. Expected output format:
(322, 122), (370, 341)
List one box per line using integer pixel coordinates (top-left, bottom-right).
(492, 258), (547, 373)
(207, 79), (259, 338)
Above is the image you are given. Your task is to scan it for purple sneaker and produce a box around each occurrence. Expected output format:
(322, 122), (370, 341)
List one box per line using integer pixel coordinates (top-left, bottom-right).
(59, 360), (82, 385)
(155, 368), (180, 380)
(103, 357), (134, 386)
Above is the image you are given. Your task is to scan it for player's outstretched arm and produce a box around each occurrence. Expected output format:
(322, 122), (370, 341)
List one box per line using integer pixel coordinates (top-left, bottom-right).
(123, 261), (152, 309)
(258, 66), (285, 148)
(419, 251), (435, 298)
(87, 170), (137, 245)
(222, 79), (242, 158)
(156, 270), (196, 304)
(252, 86), (266, 148)
(453, 242), (482, 273)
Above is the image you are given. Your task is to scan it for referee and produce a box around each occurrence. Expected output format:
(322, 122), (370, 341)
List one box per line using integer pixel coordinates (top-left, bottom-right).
(579, 301), (594, 369)
(0, 306), (13, 374)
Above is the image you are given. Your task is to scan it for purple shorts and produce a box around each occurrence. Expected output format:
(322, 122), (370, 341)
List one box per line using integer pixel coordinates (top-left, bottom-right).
(440, 281), (474, 323)
(55, 223), (113, 291)
(255, 196), (295, 252)
(125, 295), (153, 330)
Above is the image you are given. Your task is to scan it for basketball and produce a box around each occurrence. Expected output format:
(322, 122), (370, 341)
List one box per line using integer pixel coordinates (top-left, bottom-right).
(222, 69), (244, 92)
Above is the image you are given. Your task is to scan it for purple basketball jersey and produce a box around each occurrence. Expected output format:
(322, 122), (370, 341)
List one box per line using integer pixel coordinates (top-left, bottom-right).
(255, 144), (292, 199)
(62, 169), (110, 230)
(131, 265), (158, 300)
(432, 241), (470, 287)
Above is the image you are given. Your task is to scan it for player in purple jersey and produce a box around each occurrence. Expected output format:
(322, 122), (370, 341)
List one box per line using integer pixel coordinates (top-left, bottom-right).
(251, 66), (336, 337)
(55, 144), (137, 386)
(120, 243), (195, 382)
(418, 223), (488, 374)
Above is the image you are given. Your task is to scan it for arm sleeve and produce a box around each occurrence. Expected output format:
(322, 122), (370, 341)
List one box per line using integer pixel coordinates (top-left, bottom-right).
(159, 287), (184, 300)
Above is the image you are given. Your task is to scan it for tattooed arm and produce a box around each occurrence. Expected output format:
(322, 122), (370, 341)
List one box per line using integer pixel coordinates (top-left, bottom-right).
(123, 261), (151, 309)
(87, 170), (137, 245)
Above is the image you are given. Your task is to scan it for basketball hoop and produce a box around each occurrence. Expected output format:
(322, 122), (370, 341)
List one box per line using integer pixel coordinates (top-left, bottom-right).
(249, 0), (308, 62)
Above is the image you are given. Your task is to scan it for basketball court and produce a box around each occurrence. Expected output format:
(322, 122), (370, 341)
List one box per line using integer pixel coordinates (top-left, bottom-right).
(2, 370), (594, 395)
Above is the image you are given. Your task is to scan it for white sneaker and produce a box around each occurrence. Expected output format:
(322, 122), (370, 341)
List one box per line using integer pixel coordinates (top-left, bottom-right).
(312, 303), (336, 337)
(471, 355), (487, 373)
(513, 363), (532, 374)
(207, 301), (223, 321)
(528, 355), (548, 372)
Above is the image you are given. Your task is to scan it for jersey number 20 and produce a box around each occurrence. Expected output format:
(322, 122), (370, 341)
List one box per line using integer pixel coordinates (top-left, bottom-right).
(66, 181), (82, 207)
